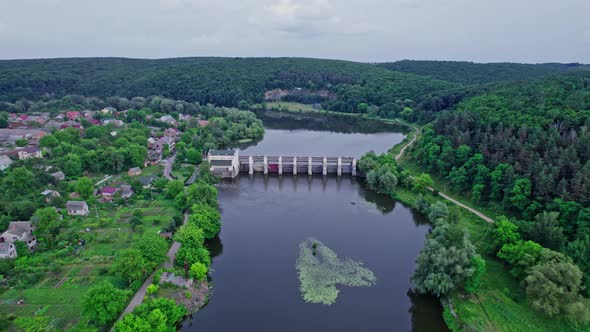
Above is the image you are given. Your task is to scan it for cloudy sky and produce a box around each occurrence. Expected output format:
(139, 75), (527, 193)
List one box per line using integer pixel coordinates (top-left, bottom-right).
(0, 0), (588, 63)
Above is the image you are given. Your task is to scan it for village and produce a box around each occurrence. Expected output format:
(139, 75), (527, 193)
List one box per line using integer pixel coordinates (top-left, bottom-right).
(0, 102), (265, 331)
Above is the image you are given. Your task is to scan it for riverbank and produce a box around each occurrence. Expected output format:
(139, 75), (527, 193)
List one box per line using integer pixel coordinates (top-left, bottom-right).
(390, 143), (585, 331)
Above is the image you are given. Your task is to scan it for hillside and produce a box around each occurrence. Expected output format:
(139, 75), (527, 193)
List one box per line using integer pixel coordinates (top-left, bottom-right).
(377, 60), (583, 85)
(0, 57), (456, 114)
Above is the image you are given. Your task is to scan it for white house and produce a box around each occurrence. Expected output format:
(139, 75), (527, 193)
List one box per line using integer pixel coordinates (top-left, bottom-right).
(0, 243), (17, 259)
(207, 150), (239, 178)
(17, 147), (42, 160)
(0, 221), (37, 250)
(66, 201), (89, 216)
(0, 155), (13, 171)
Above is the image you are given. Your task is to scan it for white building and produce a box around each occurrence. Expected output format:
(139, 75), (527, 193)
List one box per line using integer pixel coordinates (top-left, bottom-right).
(0, 243), (17, 259)
(207, 150), (239, 178)
(66, 201), (89, 216)
(17, 147), (42, 160)
(0, 155), (13, 171)
(0, 221), (37, 250)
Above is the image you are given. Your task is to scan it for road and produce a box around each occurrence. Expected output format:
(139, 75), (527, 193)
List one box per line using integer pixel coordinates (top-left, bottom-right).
(163, 154), (176, 180)
(186, 165), (199, 185)
(394, 124), (494, 223)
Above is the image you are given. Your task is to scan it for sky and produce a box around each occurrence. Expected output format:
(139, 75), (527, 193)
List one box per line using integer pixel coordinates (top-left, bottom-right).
(0, 0), (589, 63)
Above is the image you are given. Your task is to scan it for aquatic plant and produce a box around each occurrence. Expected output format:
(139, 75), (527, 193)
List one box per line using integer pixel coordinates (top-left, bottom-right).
(296, 238), (376, 305)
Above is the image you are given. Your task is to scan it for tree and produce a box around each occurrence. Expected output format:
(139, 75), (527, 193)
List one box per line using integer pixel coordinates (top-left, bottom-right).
(532, 212), (566, 251)
(465, 255), (486, 294)
(112, 248), (147, 283)
(165, 180), (184, 199)
(174, 223), (204, 246)
(525, 261), (590, 323)
(185, 148), (202, 164)
(3, 167), (34, 195)
(33, 207), (62, 248)
(190, 262), (208, 281)
(134, 233), (168, 271)
(428, 202), (449, 222)
(510, 178), (532, 211)
(186, 181), (217, 207)
(62, 153), (82, 177)
(411, 223), (477, 296)
(494, 217), (521, 249)
(39, 135), (59, 148)
(75, 177), (94, 199)
(15, 138), (28, 147)
(413, 173), (433, 193)
(189, 203), (221, 239)
(82, 281), (130, 328)
(497, 240), (543, 279)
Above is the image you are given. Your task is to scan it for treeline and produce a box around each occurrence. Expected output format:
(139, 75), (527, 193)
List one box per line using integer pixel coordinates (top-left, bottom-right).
(377, 60), (583, 85)
(0, 57), (457, 119)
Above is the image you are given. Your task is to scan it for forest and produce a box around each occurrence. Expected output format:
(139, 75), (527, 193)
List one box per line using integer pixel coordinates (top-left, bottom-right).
(410, 70), (590, 309)
(0, 57), (454, 116)
(377, 60), (585, 85)
(2, 57), (586, 125)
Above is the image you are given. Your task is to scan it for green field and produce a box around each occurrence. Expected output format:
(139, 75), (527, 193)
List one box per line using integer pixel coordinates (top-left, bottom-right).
(0, 194), (178, 330)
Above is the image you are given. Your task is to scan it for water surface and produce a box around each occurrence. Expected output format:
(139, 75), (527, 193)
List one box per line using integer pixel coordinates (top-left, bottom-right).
(183, 113), (448, 332)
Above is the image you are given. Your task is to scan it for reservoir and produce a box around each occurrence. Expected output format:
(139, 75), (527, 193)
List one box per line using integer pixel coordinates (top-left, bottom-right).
(182, 112), (449, 332)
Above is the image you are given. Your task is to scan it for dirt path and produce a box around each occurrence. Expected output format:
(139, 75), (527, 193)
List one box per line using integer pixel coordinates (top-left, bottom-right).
(163, 154), (176, 181)
(117, 212), (189, 321)
(394, 124), (495, 223)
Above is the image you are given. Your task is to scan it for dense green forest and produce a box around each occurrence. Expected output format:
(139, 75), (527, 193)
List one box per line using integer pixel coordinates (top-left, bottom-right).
(0, 57), (456, 116)
(411, 70), (590, 296)
(4, 57), (587, 124)
(377, 60), (584, 85)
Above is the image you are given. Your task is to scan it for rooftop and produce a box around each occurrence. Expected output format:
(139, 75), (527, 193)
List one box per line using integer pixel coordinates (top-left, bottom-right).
(209, 149), (236, 156)
(66, 201), (88, 210)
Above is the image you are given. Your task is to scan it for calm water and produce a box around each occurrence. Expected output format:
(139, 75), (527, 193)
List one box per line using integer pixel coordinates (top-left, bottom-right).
(182, 113), (448, 332)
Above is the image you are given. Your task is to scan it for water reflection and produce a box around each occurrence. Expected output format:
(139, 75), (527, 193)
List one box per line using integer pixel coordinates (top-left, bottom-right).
(408, 290), (450, 332)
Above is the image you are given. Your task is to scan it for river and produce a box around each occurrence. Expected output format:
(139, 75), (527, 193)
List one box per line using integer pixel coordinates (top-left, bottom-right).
(182, 112), (449, 332)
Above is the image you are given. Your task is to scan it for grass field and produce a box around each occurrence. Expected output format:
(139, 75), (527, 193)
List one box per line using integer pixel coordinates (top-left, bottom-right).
(0, 193), (178, 330)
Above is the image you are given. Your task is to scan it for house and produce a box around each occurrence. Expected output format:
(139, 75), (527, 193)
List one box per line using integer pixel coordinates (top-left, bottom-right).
(66, 201), (89, 216)
(147, 149), (162, 165)
(60, 121), (83, 130)
(9, 121), (29, 129)
(128, 167), (142, 176)
(66, 111), (81, 120)
(17, 147), (42, 160)
(0, 155), (13, 171)
(45, 120), (62, 130)
(102, 118), (124, 127)
(101, 107), (115, 115)
(160, 115), (178, 127)
(207, 149), (240, 178)
(51, 171), (65, 181)
(0, 243), (17, 259)
(147, 137), (157, 149)
(198, 120), (210, 127)
(155, 136), (175, 152)
(41, 189), (61, 202)
(120, 185), (134, 198)
(100, 187), (118, 201)
(138, 175), (158, 189)
(0, 221), (37, 250)
(164, 128), (179, 138)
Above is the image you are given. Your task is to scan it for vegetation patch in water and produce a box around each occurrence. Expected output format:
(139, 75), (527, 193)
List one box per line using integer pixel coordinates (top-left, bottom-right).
(296, 238), (376, 305)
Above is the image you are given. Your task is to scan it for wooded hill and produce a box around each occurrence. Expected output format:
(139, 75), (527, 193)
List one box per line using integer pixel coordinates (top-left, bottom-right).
(0, 57), (454, 113)
(377, 60), (585, 85)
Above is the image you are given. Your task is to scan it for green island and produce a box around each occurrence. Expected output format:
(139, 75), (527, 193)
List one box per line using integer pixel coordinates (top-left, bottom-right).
(0, 57), (588, 331)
